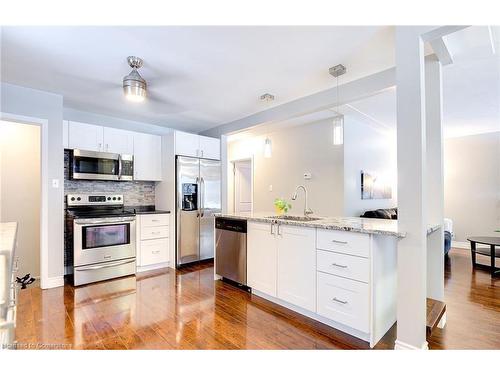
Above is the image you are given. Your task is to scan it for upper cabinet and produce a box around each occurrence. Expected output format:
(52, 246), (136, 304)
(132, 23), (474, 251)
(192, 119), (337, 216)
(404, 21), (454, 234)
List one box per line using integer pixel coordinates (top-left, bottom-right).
(133, 132), (162, 181)
(102, 127), (134, 155)
(68, 121), (104, 152)
(174, 131), (220, 160)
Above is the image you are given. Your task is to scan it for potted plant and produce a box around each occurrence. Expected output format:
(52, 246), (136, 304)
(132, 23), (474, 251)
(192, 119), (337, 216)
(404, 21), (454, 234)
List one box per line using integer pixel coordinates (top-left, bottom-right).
(274, 198), (291, 216)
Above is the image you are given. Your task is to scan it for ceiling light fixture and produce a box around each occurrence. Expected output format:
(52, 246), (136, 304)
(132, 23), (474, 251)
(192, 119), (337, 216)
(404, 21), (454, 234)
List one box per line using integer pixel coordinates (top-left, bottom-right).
(329, 64), (346, 145)
(260, 93), (275, 158)
(123, 56), (147, 102)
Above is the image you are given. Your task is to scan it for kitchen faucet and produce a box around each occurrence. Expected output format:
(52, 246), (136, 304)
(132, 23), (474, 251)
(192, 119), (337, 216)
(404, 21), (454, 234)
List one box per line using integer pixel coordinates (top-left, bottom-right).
(291, 185), (313, 217)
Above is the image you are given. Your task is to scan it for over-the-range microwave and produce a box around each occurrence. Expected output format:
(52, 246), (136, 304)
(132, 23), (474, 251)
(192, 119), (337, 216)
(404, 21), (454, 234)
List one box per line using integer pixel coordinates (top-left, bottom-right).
(70, 149), (133, 181)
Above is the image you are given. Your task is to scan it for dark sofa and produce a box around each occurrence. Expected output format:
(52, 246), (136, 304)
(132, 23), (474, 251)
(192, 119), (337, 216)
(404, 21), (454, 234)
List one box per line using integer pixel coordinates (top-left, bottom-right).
(360, 208), (451, 256)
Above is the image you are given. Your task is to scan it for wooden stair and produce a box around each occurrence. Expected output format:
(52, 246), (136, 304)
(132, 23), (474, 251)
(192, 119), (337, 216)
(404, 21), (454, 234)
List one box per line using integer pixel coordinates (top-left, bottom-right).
(426, 298), (446, 336)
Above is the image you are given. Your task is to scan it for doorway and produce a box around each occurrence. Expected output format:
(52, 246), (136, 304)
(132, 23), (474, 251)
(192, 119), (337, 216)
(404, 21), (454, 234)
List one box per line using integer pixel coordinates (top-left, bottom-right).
(232, 159), (253, 214)
(0, 120), (41, 278)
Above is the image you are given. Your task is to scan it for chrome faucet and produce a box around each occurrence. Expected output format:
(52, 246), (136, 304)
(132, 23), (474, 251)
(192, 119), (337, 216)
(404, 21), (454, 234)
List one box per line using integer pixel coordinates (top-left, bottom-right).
(291, 185), (313, 217)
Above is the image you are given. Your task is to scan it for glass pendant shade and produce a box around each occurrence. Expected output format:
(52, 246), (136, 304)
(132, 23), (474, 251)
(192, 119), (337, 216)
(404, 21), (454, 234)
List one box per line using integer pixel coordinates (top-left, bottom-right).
(333, 115), (344, 145)
(264, 137), (272, 158)
(123, 69), (147, 102)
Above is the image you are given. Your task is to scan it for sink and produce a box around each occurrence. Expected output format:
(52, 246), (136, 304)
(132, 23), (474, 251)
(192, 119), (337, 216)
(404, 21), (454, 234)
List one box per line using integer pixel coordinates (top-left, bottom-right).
(266, 215), (321, 222)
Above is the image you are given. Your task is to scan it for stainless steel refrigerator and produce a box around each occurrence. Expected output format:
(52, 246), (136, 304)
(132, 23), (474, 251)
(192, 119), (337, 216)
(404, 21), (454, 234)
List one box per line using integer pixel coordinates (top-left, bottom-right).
(176, 156), (221, 266)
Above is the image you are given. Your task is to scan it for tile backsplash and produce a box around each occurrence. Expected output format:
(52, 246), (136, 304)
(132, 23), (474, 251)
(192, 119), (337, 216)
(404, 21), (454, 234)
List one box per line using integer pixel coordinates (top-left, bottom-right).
(64, 150), (155, 206)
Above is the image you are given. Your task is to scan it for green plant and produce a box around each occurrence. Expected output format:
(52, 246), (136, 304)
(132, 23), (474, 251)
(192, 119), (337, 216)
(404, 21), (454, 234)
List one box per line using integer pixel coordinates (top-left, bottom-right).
(274, 198), (292, 213)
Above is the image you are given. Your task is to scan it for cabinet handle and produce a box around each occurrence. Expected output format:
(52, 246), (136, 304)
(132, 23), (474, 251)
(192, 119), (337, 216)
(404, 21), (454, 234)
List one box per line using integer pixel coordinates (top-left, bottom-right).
(331, 239), (348, 245)
(331, 263), (348, 268)
(105, 143), (109, 151)
(277, 224), (282, 236)
(332, 297), (348, 305)
(201, 150), (204, 157)
(98, 142), (102, 151)
(152, 250), (160, 254)
(151, 231), (161, 235)
(270, 224), (275, 235)
(152, 219), (159, 222)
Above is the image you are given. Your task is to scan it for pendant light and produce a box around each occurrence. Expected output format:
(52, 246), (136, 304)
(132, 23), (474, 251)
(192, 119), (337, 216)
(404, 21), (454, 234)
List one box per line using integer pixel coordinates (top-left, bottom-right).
(123, 56), (147, 102)
(329, 64), (346, 145)
(260, 93), (275, 158)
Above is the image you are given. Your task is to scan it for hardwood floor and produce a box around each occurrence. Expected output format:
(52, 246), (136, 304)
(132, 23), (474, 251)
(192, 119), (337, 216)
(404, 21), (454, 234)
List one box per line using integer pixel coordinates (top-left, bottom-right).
(15, 249), (499, 349)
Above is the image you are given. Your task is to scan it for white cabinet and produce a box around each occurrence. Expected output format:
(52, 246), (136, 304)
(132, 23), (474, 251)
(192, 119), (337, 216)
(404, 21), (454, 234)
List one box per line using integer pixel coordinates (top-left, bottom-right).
(63, 120), (69, 149)
(103, 127), (134, 154)
(68, 121), (104, 151)
(247, 222), (277, 297)
(247, 222), (316, 310)
(136, 213), (170, 270)
(133, 132), (162, 181)
(199, 135), (220, 160)
(175, 131), (200, 157)
(174, 131), (220, 160)
(277, 225), (316, 311)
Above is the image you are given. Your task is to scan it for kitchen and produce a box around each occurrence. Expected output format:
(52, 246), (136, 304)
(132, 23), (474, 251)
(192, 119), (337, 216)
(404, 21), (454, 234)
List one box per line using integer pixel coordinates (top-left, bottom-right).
(2, 23), (498, 359)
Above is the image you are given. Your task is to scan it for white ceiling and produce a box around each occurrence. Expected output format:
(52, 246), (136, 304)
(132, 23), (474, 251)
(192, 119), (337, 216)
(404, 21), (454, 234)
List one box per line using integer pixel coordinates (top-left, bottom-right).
(0, 26), (395, 133)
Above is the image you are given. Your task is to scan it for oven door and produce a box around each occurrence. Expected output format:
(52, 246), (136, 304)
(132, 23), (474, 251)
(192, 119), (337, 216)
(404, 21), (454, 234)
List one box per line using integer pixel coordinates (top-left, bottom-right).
(71, 149), (120, 181)
(74, 217), (136, 267)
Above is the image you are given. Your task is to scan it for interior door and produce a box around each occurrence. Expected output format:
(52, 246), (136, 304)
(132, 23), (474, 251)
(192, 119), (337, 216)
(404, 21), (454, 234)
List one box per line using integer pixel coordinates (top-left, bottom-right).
(176, 156), (200, 266)
(199, 158), (221, 260)
(234, 160), (252, 213)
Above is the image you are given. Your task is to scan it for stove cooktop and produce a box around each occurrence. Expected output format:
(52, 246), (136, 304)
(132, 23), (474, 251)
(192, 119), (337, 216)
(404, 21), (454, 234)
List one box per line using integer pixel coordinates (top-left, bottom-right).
(66, 207), (136, 219)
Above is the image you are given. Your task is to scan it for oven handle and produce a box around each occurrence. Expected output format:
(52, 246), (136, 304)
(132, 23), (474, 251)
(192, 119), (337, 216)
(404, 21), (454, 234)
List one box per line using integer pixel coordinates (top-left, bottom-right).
(75, 258), (135, 271)
(74, 217), (136, 225)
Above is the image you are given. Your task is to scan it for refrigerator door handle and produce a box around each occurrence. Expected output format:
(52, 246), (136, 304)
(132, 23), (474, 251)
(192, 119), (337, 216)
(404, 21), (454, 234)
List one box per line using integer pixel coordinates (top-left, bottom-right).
(200, 177), (205, 217)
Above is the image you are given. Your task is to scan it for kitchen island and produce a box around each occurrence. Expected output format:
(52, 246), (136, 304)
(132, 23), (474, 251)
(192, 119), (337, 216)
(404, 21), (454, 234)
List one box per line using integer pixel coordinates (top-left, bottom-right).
(214, 213), (408, 347)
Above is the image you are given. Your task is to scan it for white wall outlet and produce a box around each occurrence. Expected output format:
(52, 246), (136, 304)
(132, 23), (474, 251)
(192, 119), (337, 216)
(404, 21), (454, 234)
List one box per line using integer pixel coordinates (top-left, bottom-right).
(303, 172), (312, 180)
(51, 179), (59, 188)
(268, 185), (273, 192)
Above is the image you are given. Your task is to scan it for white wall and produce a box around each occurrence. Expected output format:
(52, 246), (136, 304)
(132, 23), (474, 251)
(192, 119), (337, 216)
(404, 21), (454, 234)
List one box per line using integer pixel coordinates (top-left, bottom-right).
(227, 118), (344, 216)
(0, 121), (41, 277)
(444, 131), (500, 242)
(343, 116), (397, 217)
(1, 82), (64, 280)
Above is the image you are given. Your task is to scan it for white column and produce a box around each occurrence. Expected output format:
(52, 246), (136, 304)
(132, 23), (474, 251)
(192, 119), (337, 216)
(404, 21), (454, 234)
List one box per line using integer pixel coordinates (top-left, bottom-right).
(395, 26), (429, 350)
(425, 55), (445, 304)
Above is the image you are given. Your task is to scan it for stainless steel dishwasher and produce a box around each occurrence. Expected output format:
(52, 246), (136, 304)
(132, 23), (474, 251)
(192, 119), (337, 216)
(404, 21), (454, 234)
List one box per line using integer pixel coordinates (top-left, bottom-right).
(215, 217), (247, 286)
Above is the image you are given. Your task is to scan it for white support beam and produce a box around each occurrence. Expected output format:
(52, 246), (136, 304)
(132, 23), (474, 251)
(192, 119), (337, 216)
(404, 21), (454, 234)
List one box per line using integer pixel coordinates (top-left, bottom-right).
(425, 55), (445, 303)
(429, 38), (453, 65)
(395, 26), (429, 350)
(201, 68), (396, 138)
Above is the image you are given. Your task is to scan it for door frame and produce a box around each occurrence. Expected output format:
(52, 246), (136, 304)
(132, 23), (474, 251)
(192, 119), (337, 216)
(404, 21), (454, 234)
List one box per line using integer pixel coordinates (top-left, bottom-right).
(0, 112), (51, 289)
(230, 157), (254, 214)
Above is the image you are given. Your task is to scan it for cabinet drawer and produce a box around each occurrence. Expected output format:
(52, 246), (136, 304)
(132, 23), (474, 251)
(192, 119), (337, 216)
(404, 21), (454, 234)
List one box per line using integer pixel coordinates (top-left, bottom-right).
(140, 239), (169, 266)
(141, 225), (169, 240)
(316, 229), (370, 258)
(140, 214), (169, 228)
(317, 272), (369, 333)
(317, 250), (369, 283)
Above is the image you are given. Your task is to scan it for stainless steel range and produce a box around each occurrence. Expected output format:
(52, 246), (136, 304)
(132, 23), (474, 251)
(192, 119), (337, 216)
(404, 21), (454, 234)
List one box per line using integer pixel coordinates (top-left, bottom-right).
(66, 193), (136, 286)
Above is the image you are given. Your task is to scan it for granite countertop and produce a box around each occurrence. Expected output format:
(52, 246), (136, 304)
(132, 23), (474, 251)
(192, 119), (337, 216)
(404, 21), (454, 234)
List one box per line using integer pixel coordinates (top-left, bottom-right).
(215, 213), (442, 239)
(126, 206), (171, 215)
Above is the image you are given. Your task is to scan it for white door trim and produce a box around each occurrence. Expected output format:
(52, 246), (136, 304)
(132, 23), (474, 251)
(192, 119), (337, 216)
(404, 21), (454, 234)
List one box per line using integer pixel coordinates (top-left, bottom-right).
(230, 157), (254, 214)
(1, 112), (55, 289)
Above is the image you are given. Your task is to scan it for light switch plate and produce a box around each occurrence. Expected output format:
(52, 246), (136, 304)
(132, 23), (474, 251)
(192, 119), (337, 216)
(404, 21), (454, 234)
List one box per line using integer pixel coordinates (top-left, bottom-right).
(52, 179), (59, 188)
(268, 185), (273, 192)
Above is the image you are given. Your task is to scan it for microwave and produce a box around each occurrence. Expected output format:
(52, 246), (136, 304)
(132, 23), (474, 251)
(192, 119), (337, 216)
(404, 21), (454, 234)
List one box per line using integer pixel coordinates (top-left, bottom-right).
(71, 149), (134, 181)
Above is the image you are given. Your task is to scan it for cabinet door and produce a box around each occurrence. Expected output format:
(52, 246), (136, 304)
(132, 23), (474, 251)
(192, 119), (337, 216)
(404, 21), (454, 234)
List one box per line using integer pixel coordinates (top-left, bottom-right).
(68, 121), (104, 151)
(199, 135), (220, 160)
(140, 238), (169, 266)
(103, 127), (134, 154)
(175, 131), (199, 157)
(247, 222), (277, 297)
(63, 120), (69, 149)
(133, 132), (162, 181)
(277, 225), (316, 311)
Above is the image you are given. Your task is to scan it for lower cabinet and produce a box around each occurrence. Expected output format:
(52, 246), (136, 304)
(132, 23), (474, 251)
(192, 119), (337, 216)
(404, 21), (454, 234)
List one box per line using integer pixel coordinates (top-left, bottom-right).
(136, 214), (170, 271)
(277, 225), (316, 311)
(247, 222), (277, 296)
(247, 222), (316, 311)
